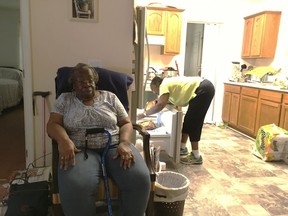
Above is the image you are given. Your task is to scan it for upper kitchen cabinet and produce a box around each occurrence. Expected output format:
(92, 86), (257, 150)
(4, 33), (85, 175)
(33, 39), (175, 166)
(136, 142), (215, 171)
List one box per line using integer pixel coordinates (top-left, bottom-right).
(146, 7), (184, 55)
(163, 11), (183, 55)
(241, 11), (281, 59)
(146, 9), (166, 35)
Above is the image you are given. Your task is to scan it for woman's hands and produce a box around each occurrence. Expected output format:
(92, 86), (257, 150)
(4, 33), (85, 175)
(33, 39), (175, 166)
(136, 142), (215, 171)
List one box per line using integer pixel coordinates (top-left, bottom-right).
(114, 141), (134, 170)
(58, 139), (81, 170)
(137, 112), (146, 120)
(58, 138), (135, 170)
(137, 99), (158, 120)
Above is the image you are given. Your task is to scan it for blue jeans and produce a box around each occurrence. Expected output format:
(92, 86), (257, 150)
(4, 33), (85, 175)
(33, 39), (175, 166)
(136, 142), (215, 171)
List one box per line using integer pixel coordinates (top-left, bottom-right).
(58, 144), (151, 216)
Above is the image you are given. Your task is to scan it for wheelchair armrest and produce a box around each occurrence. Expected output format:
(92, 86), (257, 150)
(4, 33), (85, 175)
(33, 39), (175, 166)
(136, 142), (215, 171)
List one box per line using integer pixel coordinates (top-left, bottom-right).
(133, 123), (156, 216)
(132, 123), (156, 183)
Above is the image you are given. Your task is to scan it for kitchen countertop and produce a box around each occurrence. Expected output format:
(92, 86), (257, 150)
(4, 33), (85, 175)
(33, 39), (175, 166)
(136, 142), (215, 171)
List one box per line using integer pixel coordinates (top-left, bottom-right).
(224, 81), (288, 93)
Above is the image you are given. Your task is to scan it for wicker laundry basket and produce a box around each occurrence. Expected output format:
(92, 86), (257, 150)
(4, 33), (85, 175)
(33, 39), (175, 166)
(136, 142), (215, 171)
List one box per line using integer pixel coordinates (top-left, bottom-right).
(154, 171), (190, 216)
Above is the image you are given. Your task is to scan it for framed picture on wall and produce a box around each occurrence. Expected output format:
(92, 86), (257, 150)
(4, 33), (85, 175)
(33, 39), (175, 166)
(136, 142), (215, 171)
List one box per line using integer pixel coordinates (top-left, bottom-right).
(70, 0), (99, 22)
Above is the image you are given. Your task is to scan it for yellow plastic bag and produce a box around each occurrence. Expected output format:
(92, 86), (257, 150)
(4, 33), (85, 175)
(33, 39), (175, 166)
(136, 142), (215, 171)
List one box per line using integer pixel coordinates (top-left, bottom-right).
(254, 124), (288, 162)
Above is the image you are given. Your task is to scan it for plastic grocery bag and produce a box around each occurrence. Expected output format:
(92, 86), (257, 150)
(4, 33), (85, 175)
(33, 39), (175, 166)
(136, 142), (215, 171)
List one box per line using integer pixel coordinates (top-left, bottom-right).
(253, 124), (288, 162)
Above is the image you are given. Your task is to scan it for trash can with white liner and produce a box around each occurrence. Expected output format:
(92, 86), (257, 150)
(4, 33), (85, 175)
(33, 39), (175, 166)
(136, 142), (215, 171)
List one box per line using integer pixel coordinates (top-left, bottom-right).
(154, 171), (190, 216)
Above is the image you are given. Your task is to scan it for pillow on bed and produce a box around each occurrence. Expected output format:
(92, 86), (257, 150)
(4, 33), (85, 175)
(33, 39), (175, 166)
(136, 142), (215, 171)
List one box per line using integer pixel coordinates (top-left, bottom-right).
(0, 67), (23, 81)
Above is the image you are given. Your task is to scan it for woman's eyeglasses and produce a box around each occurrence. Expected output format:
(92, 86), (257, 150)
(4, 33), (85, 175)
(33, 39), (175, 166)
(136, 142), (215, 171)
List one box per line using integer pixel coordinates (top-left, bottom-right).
(74, 79), (95, 86)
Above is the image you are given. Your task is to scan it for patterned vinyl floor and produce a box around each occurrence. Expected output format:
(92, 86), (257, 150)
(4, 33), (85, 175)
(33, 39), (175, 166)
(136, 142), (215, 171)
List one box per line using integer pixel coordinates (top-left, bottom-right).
(1, 123), (288, 216)
(161, 124), (288, 216)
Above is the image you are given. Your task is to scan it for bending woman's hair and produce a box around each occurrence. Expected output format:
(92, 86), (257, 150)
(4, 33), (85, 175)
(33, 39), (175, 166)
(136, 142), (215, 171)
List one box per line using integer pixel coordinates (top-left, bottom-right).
(150, 76), (163, 88)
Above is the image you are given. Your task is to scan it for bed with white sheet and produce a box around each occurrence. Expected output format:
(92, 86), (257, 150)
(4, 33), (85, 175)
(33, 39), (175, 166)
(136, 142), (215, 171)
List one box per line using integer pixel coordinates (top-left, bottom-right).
(0, 67), (23, 114)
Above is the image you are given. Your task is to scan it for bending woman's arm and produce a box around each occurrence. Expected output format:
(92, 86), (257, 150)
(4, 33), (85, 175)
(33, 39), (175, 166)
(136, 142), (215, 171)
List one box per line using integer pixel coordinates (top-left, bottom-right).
(138, 93), (169, 119)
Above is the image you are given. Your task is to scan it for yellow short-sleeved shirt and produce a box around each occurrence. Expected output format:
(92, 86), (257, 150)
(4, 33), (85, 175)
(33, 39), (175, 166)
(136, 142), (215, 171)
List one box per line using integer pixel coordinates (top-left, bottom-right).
(159, 76), (203, 106)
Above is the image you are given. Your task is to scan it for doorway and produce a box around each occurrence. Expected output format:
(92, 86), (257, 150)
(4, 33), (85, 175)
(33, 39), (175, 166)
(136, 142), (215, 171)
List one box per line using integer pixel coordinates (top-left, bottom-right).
(0, 0), (26, 179)
(184, 23), (204, 77)
(183, 22), (223, 124)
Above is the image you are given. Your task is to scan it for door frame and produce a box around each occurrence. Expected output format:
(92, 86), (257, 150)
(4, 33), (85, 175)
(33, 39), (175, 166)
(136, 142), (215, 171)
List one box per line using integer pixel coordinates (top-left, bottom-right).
(20, 0), (35, 166)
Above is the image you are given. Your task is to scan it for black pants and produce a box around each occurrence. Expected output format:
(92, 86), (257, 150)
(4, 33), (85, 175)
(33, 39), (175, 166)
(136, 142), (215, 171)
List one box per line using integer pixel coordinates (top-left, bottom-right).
(182, 79), (215, 142)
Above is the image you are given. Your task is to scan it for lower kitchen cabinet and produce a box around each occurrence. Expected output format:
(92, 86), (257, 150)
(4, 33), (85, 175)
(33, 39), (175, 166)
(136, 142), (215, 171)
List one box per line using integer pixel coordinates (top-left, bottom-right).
(222, 91), (231, 123)
(223, 83), (288, 138)
(229, 94), (240, 126)
(237, 87), (259, 137)
(222, 84), (240, 127)
(255, 90), (282, 136)
(280, 94), (288, 131)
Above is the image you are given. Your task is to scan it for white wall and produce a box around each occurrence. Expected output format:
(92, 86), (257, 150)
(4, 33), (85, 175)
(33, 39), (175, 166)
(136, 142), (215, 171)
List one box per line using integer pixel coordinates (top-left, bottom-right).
(22, 0), (288, 165)
(135, 0), (288, 125)
(135, 0), (288, 73)
(22, 0), (134, 166)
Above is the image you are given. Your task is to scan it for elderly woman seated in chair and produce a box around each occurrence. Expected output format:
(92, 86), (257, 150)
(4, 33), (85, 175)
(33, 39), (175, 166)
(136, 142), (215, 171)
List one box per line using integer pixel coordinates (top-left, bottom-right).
(47, 63), (151, 216)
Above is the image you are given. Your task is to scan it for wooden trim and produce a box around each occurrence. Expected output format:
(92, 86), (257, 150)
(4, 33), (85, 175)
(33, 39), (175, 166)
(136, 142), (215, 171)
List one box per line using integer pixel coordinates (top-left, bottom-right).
(244, 11), (281, 20)
(241, 87), (259, 97)
(146, 6), (185, 12)
(225, 84), (241, 93)
(283, 94), (288, 104)
(259, 90), (282, 103)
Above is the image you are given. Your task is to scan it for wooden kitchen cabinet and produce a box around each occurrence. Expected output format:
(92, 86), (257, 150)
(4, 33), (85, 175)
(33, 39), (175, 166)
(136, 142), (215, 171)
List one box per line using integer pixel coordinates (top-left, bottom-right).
(238, 87), (259, 137)
(241, 17), (254, 57)
(222, 91), (230, 122)
(146, 9), (166, 35)
(255, 90), (282, 136)
(223, 83), (288, 138)
(241, 11), (281, 59)
(163, 11), (183, 55)
(222, 84), (240, 127)
(146, 7), (184, 55)
(280, 94), (288, 131)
